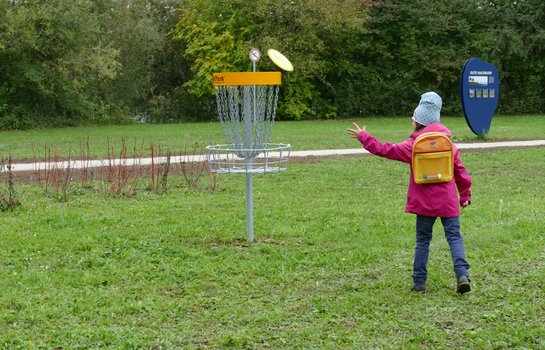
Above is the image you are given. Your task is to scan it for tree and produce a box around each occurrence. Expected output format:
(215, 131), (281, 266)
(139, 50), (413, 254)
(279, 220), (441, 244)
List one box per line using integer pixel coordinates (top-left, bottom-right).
(485, 0), (545, 113)
(2, 0), (543, 129)
(89, 0), (165, 113)
(0, 0), (120, 129)
(173, 0), (372, 120)
(352, 0), (545, 116)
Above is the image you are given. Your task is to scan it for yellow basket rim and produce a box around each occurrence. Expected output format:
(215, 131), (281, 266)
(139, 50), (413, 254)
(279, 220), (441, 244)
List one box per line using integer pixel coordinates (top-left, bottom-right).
(213, 72), (281, 87)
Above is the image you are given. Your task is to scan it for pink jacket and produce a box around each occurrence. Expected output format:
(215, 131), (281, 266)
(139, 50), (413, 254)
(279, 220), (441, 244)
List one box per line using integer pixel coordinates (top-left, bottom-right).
(357, 123), (472, 218)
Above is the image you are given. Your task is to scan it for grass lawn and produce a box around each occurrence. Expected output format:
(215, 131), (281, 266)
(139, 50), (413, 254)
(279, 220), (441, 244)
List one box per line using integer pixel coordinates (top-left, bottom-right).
(1, 143), (544, 348)
(0, 115), (544, 160)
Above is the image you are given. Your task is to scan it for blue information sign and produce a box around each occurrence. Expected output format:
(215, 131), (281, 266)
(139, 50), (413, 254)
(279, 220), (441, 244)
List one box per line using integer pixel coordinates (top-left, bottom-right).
(460, 58), (500, 135)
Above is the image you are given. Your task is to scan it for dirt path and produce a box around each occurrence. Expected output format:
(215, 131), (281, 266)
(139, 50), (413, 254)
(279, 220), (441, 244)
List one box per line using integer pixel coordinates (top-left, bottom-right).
(3, 139), (544, 184)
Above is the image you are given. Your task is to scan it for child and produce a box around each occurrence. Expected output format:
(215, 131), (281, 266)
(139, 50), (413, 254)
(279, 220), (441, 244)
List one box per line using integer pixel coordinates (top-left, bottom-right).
(346, 92), (472, 293)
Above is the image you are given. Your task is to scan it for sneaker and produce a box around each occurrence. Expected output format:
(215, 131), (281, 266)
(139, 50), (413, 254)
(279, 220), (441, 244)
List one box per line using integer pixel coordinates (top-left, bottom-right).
(457, 276), (471, 294)
(411, 284), (426, 292)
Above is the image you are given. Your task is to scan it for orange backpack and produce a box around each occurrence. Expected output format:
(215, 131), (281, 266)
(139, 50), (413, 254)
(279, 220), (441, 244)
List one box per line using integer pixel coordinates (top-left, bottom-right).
(411, 132), (454, 184)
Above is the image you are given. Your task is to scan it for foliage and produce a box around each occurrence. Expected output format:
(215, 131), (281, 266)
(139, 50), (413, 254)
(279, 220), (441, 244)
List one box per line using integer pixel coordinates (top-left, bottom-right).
(89, 0), (165, 112)
(26, 137), (219, 199)
(0, 0), (121, 129)
(0, 0), (179, 128)
(173, 0), (372, 120)
(0, 156), (20, 211)
(343, 0), (545, 116)
(485, 0), (545, 113)
(172, 0), (545, 120)
(1, 0), (545, 127)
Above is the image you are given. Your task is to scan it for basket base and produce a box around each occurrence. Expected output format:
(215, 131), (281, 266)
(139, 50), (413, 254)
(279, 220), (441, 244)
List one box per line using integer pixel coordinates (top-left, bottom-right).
(205, 143), (291, 174)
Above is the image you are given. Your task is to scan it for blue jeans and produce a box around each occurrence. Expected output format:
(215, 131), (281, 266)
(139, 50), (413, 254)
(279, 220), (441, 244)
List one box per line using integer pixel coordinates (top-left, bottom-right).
(412, 215), (470, 285)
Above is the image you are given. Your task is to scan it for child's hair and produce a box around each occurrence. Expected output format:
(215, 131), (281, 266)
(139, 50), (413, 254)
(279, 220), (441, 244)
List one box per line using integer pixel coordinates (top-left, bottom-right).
(414, 122), (426, 132)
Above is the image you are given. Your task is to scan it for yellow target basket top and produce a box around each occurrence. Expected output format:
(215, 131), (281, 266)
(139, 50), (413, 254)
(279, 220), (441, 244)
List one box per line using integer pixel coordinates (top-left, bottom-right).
(213, 72), (281, 87)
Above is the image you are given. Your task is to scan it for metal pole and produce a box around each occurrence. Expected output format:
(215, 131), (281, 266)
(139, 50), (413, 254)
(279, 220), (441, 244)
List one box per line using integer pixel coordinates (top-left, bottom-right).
(243, 60), (257, 242)
(245, 163), (254, 242)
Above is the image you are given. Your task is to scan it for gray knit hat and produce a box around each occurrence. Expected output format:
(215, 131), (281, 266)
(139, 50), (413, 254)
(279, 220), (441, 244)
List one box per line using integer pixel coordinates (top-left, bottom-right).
(412, 92), (442, 126)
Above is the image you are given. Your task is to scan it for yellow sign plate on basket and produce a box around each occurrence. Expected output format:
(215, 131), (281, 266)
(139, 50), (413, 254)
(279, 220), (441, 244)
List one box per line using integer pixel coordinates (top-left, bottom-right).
(213, 72), (281, 87)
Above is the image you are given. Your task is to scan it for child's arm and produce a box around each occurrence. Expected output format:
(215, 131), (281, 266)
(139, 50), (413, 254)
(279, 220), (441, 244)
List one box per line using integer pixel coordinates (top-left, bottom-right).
(453, 148), (472, 207)
(347, 122), (412, 163)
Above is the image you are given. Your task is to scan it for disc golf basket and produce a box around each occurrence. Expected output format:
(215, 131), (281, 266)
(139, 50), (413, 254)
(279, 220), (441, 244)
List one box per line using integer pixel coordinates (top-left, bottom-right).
(206, 48), (292, 242)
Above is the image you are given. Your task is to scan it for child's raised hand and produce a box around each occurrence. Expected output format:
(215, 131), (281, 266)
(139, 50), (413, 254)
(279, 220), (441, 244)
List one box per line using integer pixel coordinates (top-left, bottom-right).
(347, 122), (366, 138)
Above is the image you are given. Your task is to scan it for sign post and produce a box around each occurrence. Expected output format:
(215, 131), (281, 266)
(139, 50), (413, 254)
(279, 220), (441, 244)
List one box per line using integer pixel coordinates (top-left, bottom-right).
(460, 58), (500, 136)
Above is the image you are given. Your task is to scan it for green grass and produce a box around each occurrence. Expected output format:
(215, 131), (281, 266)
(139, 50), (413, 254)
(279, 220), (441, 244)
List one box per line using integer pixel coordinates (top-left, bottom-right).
(0, 115), (544, 160)
(1, 147), (544, 348)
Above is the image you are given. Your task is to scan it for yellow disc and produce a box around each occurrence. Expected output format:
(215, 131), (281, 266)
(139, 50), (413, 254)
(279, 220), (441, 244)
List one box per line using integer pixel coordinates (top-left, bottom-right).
(267, 49), (294, 72)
